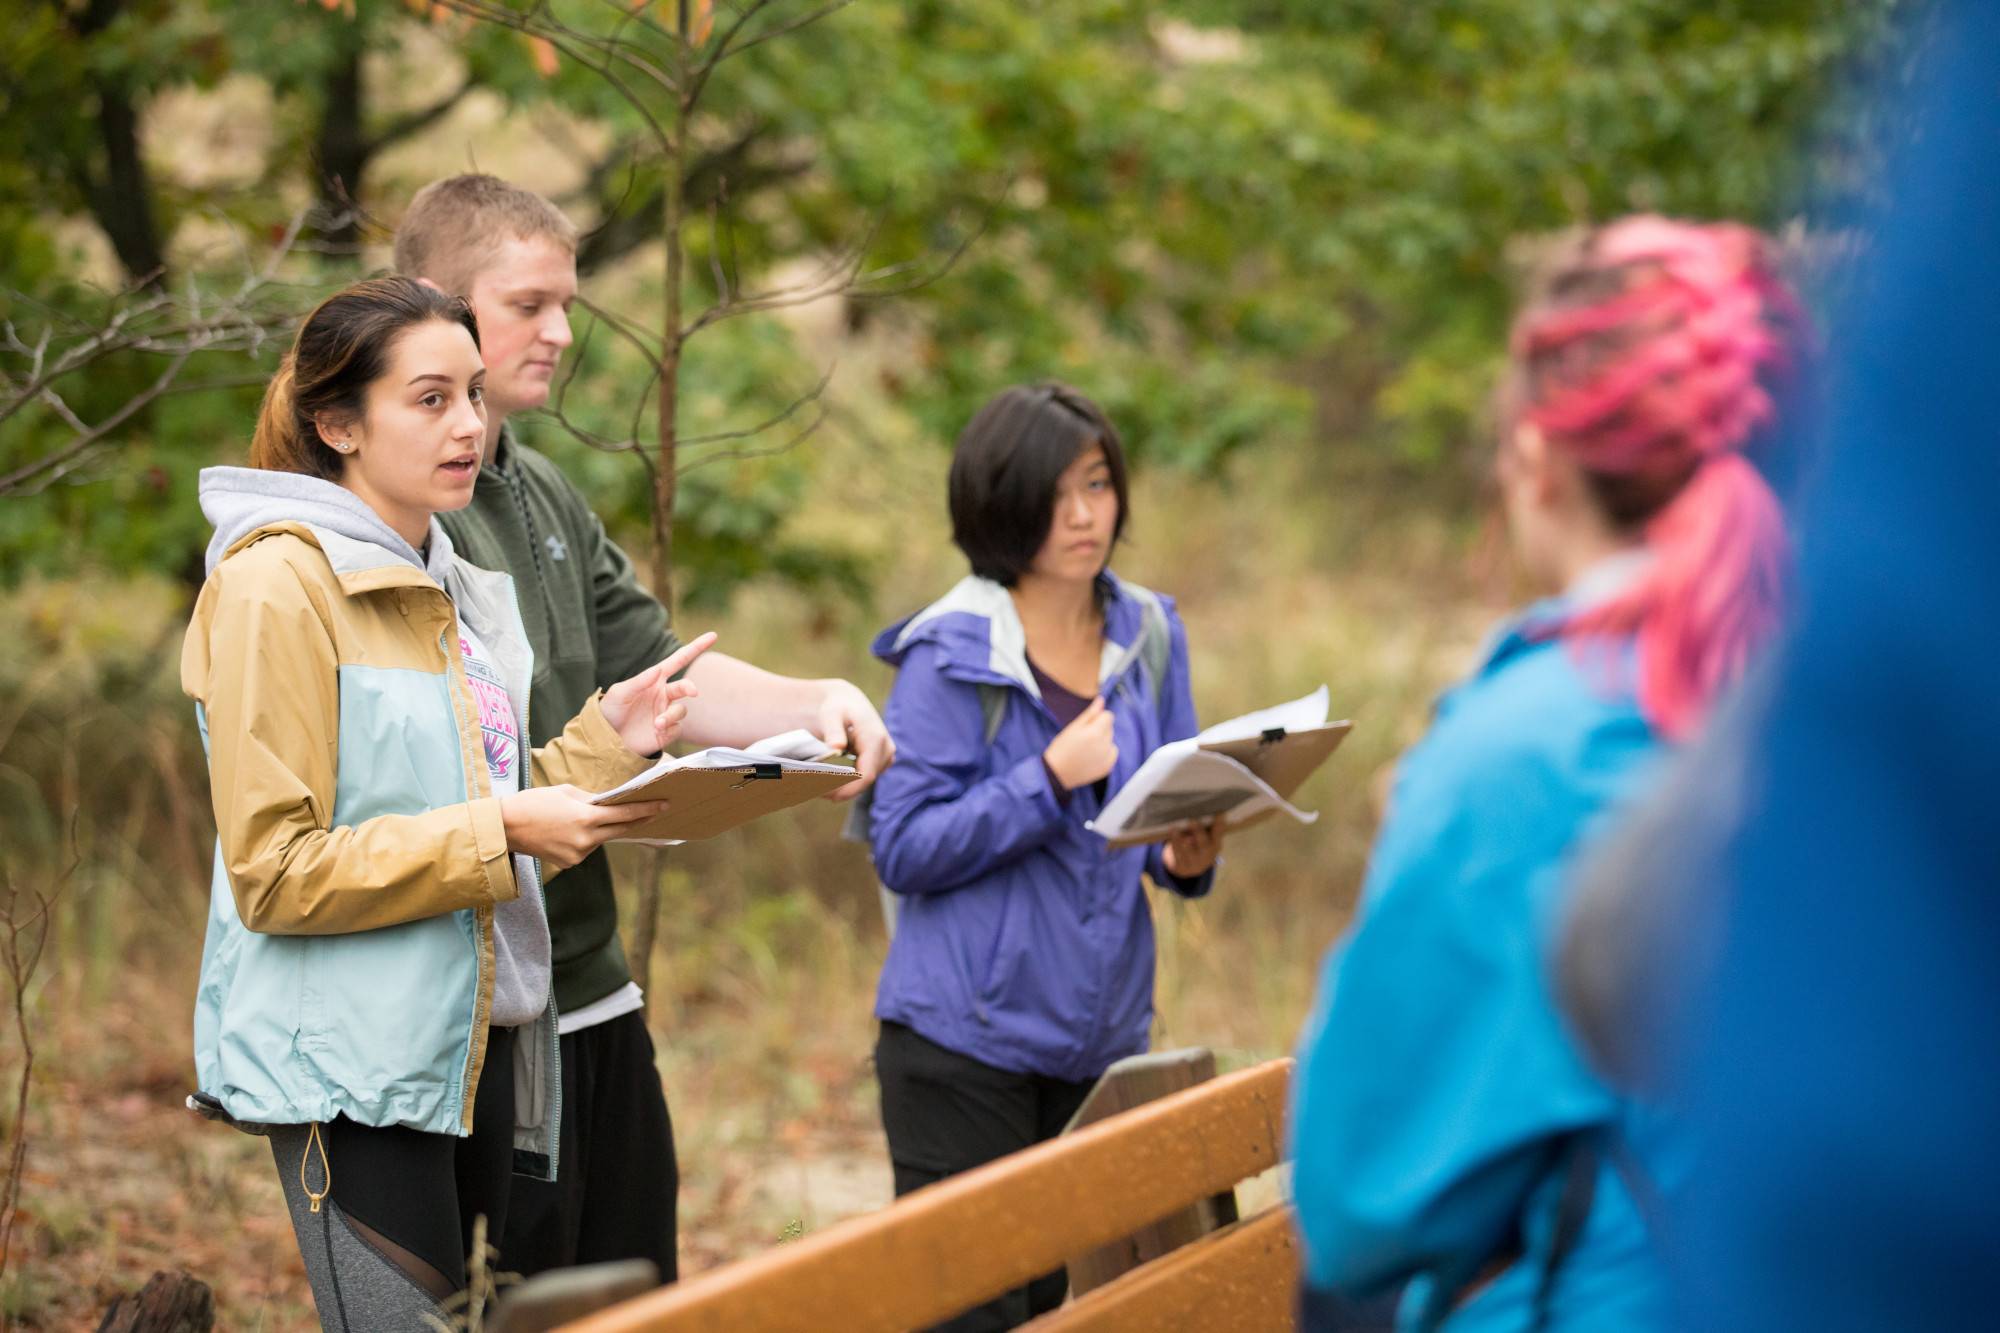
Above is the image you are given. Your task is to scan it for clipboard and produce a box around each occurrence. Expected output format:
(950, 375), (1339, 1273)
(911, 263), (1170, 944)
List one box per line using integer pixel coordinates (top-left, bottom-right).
(597, 761), (854, 842)
(1103, 720), (1353, 848)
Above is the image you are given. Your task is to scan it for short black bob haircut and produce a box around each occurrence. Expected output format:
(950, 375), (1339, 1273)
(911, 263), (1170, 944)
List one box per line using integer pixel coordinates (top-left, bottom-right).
(948, 381), (1130, 586)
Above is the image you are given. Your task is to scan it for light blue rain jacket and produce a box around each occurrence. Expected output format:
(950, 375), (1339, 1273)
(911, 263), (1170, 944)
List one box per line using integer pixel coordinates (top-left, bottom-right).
(186, 469), (569, 1177)
(1291, 577), (1681, 1332)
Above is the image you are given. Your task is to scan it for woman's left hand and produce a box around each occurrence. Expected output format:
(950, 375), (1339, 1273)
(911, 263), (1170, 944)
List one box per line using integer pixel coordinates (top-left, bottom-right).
(601, 632), (718, 756)
(1162, 818), (1224, 878)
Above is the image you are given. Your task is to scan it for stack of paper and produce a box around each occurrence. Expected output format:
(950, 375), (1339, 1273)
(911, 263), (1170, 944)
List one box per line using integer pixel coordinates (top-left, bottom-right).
(1088, 686), (1352, 846)
(593, 731), (854, 845)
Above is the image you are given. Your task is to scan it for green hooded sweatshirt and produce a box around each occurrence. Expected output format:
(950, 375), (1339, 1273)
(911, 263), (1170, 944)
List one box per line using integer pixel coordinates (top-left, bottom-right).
(439, 428), (680, 1013)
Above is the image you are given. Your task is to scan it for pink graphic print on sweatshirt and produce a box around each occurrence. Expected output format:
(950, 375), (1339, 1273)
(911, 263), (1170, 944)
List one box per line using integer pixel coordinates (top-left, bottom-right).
(457, 630), (519, 786)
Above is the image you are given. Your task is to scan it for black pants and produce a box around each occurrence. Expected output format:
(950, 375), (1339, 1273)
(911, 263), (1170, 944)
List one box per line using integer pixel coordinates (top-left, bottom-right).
(501, 1009), (679, 1282)
(272, 1026), (516, 1328)
(875, 1021), (1096, 1332)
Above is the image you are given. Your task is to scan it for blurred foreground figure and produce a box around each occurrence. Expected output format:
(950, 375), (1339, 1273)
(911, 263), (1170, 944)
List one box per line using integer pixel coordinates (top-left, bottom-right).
(1561, 5), (2000, 1328)
(1289, 218), (1804, 1332)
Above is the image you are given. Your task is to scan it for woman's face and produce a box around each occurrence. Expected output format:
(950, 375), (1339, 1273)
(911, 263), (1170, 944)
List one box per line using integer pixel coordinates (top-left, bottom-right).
(1026, 441), (1120, 584)
(321, 319), (487, 541)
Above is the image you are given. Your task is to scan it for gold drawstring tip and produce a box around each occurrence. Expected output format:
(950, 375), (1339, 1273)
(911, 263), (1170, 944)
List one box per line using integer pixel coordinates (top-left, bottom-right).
(301, 1121), (331, 1216)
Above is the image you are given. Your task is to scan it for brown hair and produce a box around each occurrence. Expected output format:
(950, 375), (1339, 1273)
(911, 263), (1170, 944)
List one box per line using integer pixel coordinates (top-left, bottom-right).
(392, 174), (579, 297)
(250, 277), (482, 479)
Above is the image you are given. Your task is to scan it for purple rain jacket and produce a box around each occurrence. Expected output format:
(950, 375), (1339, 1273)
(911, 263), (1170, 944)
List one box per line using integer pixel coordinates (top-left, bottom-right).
(867, 572), (1216, 1083)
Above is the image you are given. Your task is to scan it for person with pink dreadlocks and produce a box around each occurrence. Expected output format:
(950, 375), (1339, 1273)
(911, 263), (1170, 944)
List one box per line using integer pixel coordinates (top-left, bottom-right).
(1287, 218), (1805, 1333)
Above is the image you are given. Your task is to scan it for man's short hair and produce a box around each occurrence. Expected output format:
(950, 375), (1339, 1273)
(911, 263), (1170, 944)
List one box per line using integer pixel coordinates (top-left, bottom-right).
(393, 174), (579, 297)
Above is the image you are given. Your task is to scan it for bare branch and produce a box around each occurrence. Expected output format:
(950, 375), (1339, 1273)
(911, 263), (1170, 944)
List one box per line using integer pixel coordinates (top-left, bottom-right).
(431, 0), (684, 113)
(367, 80), (477, 155)
(687, 0), (853, 108)
(0, 821), (84, 1282)
(681, 215), (883, 337)
(680, 359), (836, 448)
(0, 211), (310, 499)
(0, 347), (196, 499)
(677, 399), (828, 476)
(573, 295), (666, 362)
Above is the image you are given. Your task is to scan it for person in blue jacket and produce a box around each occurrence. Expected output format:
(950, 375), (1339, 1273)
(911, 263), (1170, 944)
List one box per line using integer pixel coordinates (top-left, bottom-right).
(1289, 218), (1806, 1332)
(867, 381), (1223, 1331)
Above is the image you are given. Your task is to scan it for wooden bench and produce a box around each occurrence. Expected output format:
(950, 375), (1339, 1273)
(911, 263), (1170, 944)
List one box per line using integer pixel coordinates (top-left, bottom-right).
(545, 1056), (1298, 1333)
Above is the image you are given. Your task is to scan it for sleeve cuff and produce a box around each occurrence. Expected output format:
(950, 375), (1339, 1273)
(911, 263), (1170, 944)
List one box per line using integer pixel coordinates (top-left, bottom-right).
(1041, 756), (1073, 806)
(467, 796), (520, 904)
(1010, 752), (1068, 829)
(564, 690), (653, 791)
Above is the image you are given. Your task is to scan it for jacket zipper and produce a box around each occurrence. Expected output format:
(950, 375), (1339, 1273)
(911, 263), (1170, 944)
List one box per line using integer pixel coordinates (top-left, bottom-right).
(436, 609), (497, 1134)
(497, 570), (562, 1184)
(503, 456), (564, 656)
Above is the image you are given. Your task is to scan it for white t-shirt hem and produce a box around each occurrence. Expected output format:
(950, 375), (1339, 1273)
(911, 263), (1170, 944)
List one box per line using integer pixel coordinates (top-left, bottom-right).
(556, 981), (645, 1036)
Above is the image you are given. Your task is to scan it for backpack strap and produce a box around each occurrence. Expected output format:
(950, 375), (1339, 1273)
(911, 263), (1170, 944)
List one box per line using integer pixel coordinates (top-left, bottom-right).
(1531, 1133), (1601, 1331)
(1113, 580), (1174, 712)
(979, 682), (1010, 746)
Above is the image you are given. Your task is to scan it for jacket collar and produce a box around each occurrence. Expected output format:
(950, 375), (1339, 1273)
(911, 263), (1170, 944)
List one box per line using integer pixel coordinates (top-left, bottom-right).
(218, 520), (460, 600)
(1474, 549), (1654, 677)
(874, 570), (1150, 699)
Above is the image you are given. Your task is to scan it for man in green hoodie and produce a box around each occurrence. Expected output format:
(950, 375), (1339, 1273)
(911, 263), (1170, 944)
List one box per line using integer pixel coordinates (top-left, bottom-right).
(399, 174), (893, 1284)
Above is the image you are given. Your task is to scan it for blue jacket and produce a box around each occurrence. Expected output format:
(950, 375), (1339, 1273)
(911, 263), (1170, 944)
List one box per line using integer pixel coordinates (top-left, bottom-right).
(1291, 585), (1678, 1332)
(868, 573), (1214, 1083)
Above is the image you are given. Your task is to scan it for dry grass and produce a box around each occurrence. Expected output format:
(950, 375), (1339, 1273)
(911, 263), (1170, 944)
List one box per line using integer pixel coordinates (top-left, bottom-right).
(0, 384), (1506, 1330)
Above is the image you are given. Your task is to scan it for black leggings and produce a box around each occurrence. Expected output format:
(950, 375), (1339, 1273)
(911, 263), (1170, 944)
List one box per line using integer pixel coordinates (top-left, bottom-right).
(874, 1021), (1096, 1332)
(271, 1026), (517, 1330)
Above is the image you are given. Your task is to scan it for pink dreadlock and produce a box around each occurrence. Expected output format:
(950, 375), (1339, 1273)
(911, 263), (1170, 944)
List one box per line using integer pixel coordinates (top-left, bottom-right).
(1512, 216), (1802, 740)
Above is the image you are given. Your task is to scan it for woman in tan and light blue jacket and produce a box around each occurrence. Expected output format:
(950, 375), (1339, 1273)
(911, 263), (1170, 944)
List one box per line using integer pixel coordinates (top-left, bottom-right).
(183, 277), (710, 1329)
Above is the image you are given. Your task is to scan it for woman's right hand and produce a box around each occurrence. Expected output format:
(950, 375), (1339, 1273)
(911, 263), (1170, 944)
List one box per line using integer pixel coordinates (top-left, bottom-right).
(499, 785), (671, 872)
(1044, 696), (1118, 791)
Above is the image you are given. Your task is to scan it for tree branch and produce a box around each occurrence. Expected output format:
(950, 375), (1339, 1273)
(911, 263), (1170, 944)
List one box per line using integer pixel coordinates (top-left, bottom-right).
(0, 347), (196, 499)
(366, 80), (476, 156)
(679, 360), (835, 448)
(677, 400), (828, 476)
(0, 212), (310, 499)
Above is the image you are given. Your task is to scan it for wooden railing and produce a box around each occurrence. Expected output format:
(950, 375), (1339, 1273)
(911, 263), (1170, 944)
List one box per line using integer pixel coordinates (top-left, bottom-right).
(553, 1058), (1298, 1333)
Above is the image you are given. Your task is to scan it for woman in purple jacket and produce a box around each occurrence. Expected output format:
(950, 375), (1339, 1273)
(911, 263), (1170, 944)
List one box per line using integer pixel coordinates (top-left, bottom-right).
(867, 382), (1223, 1331)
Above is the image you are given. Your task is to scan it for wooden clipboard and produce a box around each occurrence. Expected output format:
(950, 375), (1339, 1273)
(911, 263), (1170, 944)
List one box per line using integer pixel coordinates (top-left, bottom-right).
(1105, 720), (1354, 848)
(598, 762), (853, 842)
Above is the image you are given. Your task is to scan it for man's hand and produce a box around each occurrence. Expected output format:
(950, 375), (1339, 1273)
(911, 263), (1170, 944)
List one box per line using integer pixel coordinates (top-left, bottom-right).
(814, 678), (894, 802)
(602, 632), (718, 756)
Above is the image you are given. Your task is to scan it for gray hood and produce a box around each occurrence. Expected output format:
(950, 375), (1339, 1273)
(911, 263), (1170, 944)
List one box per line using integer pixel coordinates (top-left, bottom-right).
(199, 465), (455, 582)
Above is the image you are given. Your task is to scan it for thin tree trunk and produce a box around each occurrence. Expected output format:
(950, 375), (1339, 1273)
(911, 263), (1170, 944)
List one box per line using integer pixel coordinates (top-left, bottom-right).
(314, 32), (368, 248)
(631, 38), (692, 1010)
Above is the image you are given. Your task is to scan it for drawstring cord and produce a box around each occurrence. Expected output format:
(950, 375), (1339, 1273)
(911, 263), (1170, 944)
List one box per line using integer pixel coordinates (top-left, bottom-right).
(300, 1121), (331, 1214)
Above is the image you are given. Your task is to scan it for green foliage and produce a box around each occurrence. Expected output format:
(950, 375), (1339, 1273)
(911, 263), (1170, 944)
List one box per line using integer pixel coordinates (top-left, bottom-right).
(0, 0), (1906, 597)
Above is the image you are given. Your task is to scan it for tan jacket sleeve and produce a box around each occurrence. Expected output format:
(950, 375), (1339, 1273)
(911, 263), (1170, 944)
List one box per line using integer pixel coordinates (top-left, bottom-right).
(530, 691), (652, 793)
(188, 543), (518, 936)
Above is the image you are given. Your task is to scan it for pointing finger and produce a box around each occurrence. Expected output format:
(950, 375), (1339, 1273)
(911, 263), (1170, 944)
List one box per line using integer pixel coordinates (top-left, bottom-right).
(655, 631), (719, 682)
